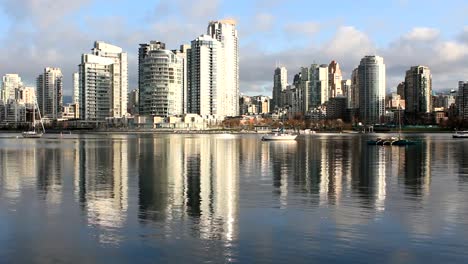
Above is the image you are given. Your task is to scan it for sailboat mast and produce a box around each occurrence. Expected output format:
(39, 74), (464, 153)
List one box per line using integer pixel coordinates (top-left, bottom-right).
(32, 98), (35, 129)
(398, 103), (401, 138)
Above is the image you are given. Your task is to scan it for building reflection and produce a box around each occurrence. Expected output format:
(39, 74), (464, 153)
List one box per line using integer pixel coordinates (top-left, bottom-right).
(75, 137), (129, 244)
(36, 146), (63, 203)
(138, 135), (240, 242)
(401, 140), (432, 198)
(0, 141), (37, 201)
(457, 141), (468, 184)
(269, 142), (297, 209)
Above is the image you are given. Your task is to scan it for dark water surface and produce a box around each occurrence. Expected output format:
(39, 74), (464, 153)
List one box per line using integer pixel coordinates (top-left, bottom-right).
(0, 133), (467, 263)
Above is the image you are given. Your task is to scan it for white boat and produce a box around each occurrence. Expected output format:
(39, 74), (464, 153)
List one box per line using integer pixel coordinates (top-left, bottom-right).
(262, 133), (298, 141)
(22, 131), (43, 138)
(22, 95), (45, 138)
(453, 131), (468, 138)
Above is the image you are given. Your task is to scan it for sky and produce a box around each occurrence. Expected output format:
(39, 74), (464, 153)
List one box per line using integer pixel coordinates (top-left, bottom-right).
(0, 0), (468, 96)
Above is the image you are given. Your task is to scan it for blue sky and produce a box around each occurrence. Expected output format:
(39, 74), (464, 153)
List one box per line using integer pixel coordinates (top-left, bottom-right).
(0, 0), (467, 96)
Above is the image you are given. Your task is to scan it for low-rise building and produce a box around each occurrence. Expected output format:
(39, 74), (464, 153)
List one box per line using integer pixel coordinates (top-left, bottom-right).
(62, 103), (80, 120)
(327, 96), (347, 120)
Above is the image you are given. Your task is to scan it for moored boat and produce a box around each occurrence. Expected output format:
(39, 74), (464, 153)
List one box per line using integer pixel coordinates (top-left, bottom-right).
(368, 105), (415, 146)
(262, 133), (298, 141)
(22, 131), (44, 138)
(367, 137), (416, 146)
(453, 131), (468, 138)
(22, 95), (45, 138)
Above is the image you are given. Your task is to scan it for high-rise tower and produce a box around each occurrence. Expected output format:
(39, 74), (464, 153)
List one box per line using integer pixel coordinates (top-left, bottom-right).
(272, 66), (288, 109)
(37, 67), (63, 119)
(187, 35), (224, 116)
(138, 41), (184, 116)
(328, 60), (343, 98)
(358, 55), (386, 125)
(404, 66), (432, 123)
(207, 19), (239, 116)
(79, 41), (128, 120)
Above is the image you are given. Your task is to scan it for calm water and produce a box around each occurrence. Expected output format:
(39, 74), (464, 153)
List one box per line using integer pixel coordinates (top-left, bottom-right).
(0, 133), (467, 263)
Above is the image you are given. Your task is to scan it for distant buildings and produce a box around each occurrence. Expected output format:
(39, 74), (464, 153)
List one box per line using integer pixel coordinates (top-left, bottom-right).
(0, 74), (34, 125)
(327, 96), (347, 120)
(240, 95), (270, 115)
(309, 64), (329, 109)
(433, 92), (455, 110)
(341, 79), (352, 108)
(458, 81), (468, 120)
(397, 82), (405, 99)
(37, 67), (63, 119)
(127, 89), (139, 116)
(386, 93), (405, 110)
(350, 68), (359, 110)
(328, 60), (343, 98)
(17, 86), (35, 105)
(73, 72), (79, 104)
(358, 55), (386, 124)
(1, 74), (23, 101)
(404, 66), (432, 123)
(282, 84), (303, 117)
(272, 66), (288, 110)
(79, 41), (128, 120)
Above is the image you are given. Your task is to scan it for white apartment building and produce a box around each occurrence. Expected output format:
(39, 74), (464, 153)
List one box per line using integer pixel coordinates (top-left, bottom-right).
(138, 41), (184, 116)
(73, 72), (79, 104)
(207, 19), (239, 116)
(187, 35), (224, 117)
(79, 41), (128, 120)
(37, 67), (63, 119)
(172, 44), (191, 114)
(1, 74), (23, 101)
(17, 86), (35, 106)
(358, 55), (386, 124)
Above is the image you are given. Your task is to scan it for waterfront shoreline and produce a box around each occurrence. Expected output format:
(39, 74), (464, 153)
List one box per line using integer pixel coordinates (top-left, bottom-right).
(0, 129), (456, 135)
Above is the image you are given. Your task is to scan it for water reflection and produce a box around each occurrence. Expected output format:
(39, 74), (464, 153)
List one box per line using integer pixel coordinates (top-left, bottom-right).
(1, 134), (468, 262)
(0, 142), (37, 202)
(138, 135), (240, 242)
(37, 147), (63, 203)
(75, 137), (129, 244)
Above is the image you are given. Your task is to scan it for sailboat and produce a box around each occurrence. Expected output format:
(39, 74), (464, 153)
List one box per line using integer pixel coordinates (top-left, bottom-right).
(22, 97), (45, 138)
(368, 105), (415, 146)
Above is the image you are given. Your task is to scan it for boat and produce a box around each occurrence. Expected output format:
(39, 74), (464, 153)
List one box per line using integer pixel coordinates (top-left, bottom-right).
(22, 96), (45, 138)
(22, 131), (43, 138)
(367, 106), (415, 146)
(367, 137), (416, 146)
(453, 131), (468, 138)
(262, 133), (298, 141)
(261, 128), (297, 141)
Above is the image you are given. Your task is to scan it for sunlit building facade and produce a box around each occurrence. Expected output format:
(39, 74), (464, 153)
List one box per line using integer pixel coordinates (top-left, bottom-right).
(36, 67), (63, 119)
(358, 55), (386, 124)
(79, 41), (128, 120)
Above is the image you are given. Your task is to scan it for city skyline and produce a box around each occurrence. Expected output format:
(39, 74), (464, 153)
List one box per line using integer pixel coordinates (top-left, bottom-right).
(0, 0), (467, 96)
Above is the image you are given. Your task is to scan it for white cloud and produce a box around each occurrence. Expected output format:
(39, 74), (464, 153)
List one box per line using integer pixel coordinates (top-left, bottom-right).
(323, 26), (374, 61)
(403, 27), (440, 41)
(436, 41), (468, 62)
(253, 13), (275, 32)
(284, 21), (320, 37)
(0, 1), (467, 97)
(1, 0), (91, 28)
